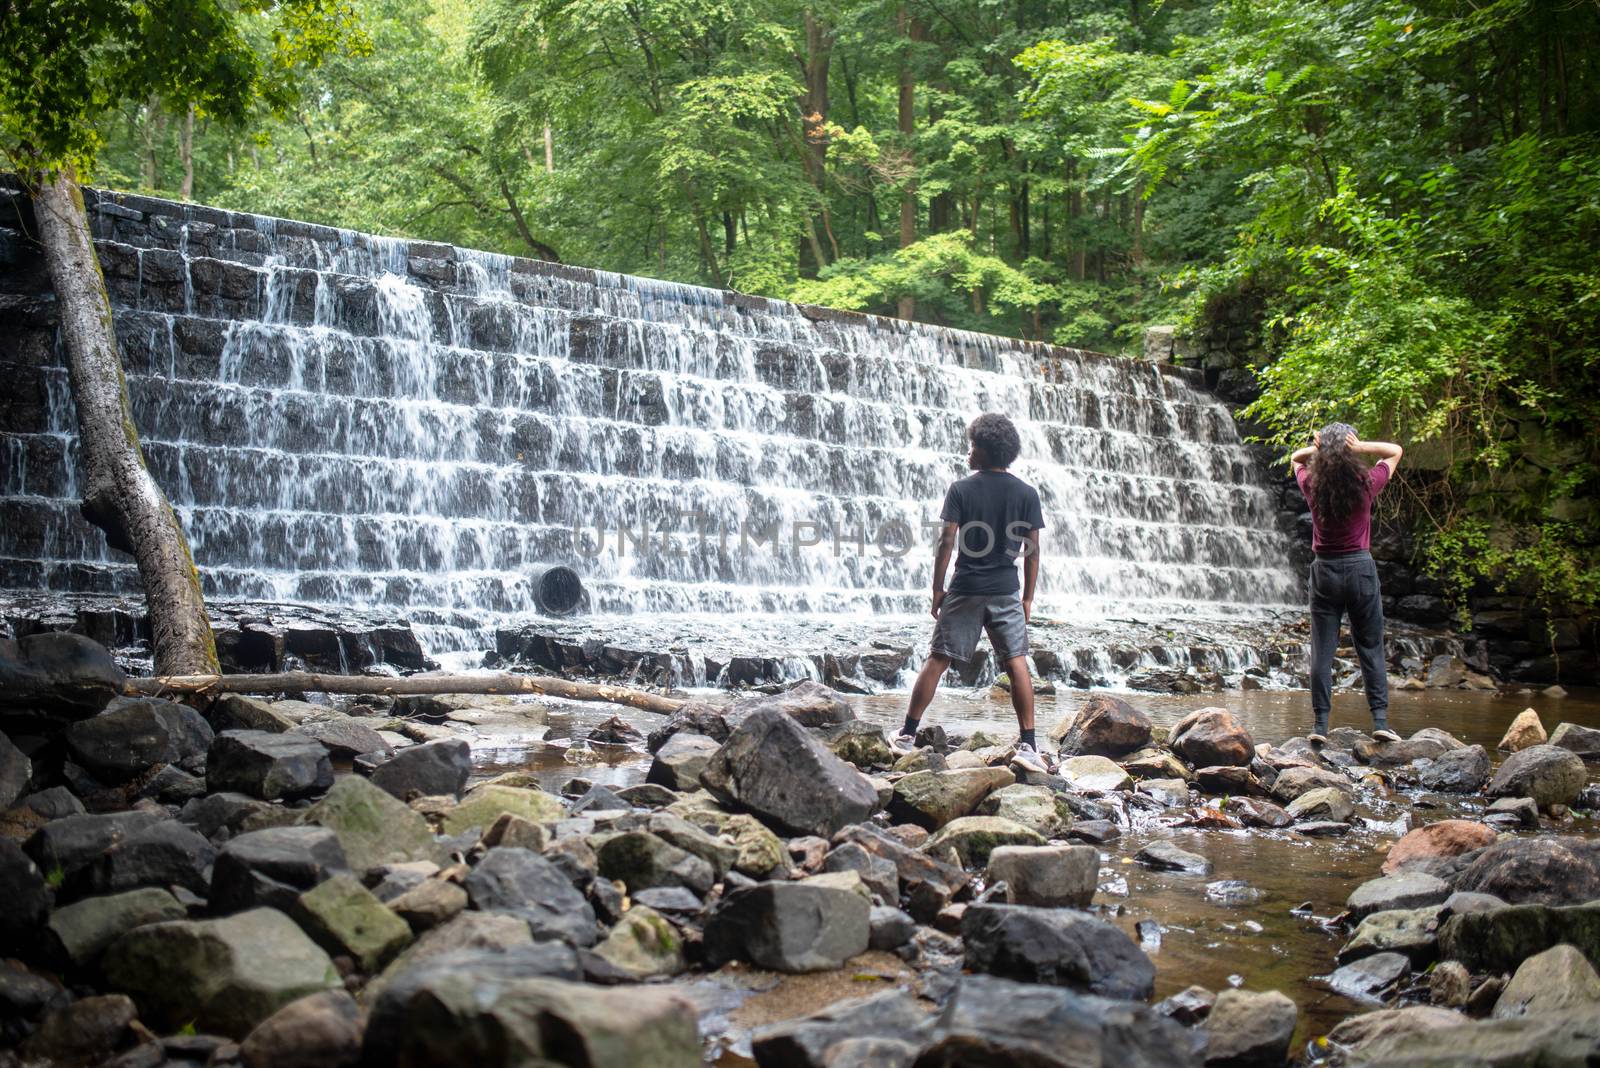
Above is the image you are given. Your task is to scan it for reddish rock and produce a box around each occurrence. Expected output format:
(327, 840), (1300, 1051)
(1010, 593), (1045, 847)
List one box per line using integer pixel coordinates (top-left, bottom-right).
(1049, 695), (1152, 758)
(1498, 709), (1546, 753)
(1171, 708), (1255, 768)
(1382, 820), (1498, 875)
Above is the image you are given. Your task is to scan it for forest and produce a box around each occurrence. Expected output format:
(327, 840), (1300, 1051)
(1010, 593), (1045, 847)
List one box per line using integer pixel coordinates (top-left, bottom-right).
(9, 0), (1600, 618)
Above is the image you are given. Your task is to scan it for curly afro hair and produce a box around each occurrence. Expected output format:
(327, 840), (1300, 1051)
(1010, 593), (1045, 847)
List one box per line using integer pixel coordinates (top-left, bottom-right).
(967, 413), (1022, 469)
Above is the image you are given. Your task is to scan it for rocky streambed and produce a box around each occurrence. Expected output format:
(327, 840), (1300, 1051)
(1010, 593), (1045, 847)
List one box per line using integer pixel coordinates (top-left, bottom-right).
(3, 630), (1600, 1068)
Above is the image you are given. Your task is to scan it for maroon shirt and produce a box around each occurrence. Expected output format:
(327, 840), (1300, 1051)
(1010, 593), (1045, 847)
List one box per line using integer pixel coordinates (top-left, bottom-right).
(1296, 462), (1391, 554)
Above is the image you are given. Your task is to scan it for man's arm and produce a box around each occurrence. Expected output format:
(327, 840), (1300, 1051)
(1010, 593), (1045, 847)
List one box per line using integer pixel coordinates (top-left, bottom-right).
(1350, 435), (1404, 472)
(931, 521), (957, 618)
(1021, 529), (1040, 622)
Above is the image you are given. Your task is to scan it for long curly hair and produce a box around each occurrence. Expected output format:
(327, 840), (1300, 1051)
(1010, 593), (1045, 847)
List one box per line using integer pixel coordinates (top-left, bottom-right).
(1306, 422), (1370, 523)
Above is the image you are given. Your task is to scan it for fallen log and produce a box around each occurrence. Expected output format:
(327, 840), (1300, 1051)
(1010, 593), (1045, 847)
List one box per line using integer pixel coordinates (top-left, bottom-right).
(123, 671), (686, 715)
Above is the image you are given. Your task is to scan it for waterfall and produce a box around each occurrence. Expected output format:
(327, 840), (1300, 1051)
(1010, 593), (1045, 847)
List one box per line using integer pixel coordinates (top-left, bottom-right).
(0, 189), (1304, 660)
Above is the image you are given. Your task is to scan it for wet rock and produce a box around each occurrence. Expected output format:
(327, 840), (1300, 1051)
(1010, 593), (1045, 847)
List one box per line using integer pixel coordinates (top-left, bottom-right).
(1493, 943), (1600, 1019)
(593, 905), (684, 979)
(440, 784), (564, 835)
(69, 818), (215, 900)
(1068, 819), (1120, 844)
(387, 878), (467, 932)
(1138, 778), (1191, 808)
(1383, 820), (1497, 875)
(1345, 1008), (1600, 1066)
(18, 993), (138, 1066)
(701, 707), (878, 837)
(1338, 906), (1443, 965)
(48, 887), (187, 967)
(1453, 836), (1600, 906)
(0, 631), (126, 720)
(63, 697), (213, 783)
(1549, 722), (1600, 761)
(102, 907), (341, 1037)
(211, 825), (348, 913)
(1222, 797), (1292, 828)
(1156, 985), (1216, 1025)
(1171, 707), (1254, 768)
(586, 714), (644, 747)
(1348, 871), (1451, 920)
(1487, 744), (1587, 809)
(617, 782), (679, 808)
(464, 846), (598, 945)
(1192, 765), (1266, 797)
(1057, 755), (1132, 793)
(1122, 749), (1191, 780)
(645, 701), (732, 753)
(703, 872), (870, 972)
(0, 845), (47, 958)
(1285, 786), (1354, 823)
(20, 784), (85, 819)
(832, 822), (968, 922)
(922, 816), (1044, 868)
(1486, 795), (1541, 829)
(869, 906), (916, 951)
(238, 989), (363, 1068)
(1354, 732), (1456, 767)
(292, 716), (391, 759)
(751, 988), (928, 1067)
(293, 872), (412, 972)
(1416, 745), (1491, 793)
(1269, 765), (1350, 802)
(1438, 902), (1600, 973)
(734, 680), (855, 727)
(960, 904), (1155, 999)
(299, 776), (441, 874)
(1327, 951), (1411, 1001)
(207, 730), (333, 801)
(887, 767), (1014, 831)
(596, 830), (715, 895)
(1498, 708), (1547, 752)
(1202, 989), (1296, 1067)
(1050, 694), (1152, 757)
(646, 812), (739, 876)
(985, 844), (1097, 908)
(914, 973), (1197, 1067)
(1205, 880), (1264, 906)
(362, 962), (698, 1068)
(647, 733), (721, 791)
(1136, 840), (1213, 875)
(368, 738), (469, 800)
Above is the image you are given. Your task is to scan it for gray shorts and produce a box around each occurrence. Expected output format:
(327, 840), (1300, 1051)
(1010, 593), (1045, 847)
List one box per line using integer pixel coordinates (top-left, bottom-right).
(931, 593), (1029, 663)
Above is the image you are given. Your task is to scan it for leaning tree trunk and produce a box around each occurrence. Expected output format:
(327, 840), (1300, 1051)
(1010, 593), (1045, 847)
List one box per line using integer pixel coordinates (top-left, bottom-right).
(34, 169), (219, 675)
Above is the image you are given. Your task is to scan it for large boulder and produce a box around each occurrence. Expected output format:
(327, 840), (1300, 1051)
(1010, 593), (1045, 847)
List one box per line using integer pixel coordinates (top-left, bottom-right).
(1438, 902), (1600, 973)
(700, 707), (877, 837)
(0, 632), (125, 720)
(68, 819), (215, 900)
(646, 733), (721, 792)
(23, 810), (164, 883)
(732, 680), (854, 728)
(64, 698), (213, 783)
(102, 908), (342, 1037)
(1487, 745), (1587, 809)
(207, 730), (333, 801)
(703, 872), (871, 972)
(976, 783), (1073, 837)
(1172, 708), (1255, 768)
(1549, 722), (1600, 761)
(1452, 837), (1600, 906)
(1416, 745), (1492, 793)
(299, 776), (442, 874)
(985, 844), (1098, 908)
(47, 887), (188, 967)
(1493, 944), (1600, 1019)
(887, 767), (1015, 830)
(1202, 989), (1297, 1067)
(210, 826), (348, 913)
(961, 903), (1155, 999)
(293, 872), (412, 973)
(368, 738), (470, 800)
(1383, 821), (1497, 875)
(463, 847), (598, 946)
(1051, 694), (1152, 757)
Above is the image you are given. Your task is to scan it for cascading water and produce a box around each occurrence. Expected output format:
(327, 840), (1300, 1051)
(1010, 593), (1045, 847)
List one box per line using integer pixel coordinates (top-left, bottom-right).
(0, 188), (1307, 677)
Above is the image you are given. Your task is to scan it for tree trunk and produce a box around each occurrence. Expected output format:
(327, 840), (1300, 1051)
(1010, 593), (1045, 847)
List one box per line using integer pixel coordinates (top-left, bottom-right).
(34, 170), (219, 675)
(179, 104), (195, 200)
(1067, 159), (1084, 282)
(141, 95), (165, 191)
(543, 123), (555, 172)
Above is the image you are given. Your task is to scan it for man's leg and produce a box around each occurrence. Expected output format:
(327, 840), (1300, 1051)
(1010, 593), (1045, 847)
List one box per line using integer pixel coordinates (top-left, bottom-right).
(1002, 654), (1035, 733)
(902, 653), (953, 737)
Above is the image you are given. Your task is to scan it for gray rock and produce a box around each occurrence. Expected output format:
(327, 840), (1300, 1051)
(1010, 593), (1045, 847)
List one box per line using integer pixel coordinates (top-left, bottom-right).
(887, 767), (1015, 830)
(67, 819), (216, 901)
(1287, 786), (1354, 823)
(387, 878), (467, 932)
(1327, 951), (1411, 1002)
(1348, 871), (1451, 921)
(0, 631), (125, 720)
(1136, 840), (1213, 875)
(0, 730), (31, 808)
(961, 903), (1155, 1000)
(1443, 890), (1508, 915)
(1270, 765), (1351, 802)
(733, 680), (854, 727)
(211, 694), (300, 732)
(617, 782), (679, 808)
(463, 847), (598, 946)
(1293, 820), (1352, 837)
(1417, 745), (1491, 792)
(1156, 985), (1216, 1025)
(291, 716), (391, 759)
(299, 775), (442, 873)
(238, 989), (363, 1068)
(832, 823), (968, 923)
(823, 841), (900, 904)
(102, 907), (342, 1037)
(369, 738), (470, 800)
(645, 702), (732, 753)
(18, 993), (138, 1066)
(701, 707), (878, 838)
(985, 844), (1098, 908)
(293, 872), (413, 972)
(1326, 1005), (1467, 1051)
(1486, 796), (1541, 828)
(703, 872), (871, 972)
(1137, 778), (1191, 808)
(646, 733), (722, 792)
(19, 784), (84, 819)
(24, 810), (165, 882)
(646, 811), (739, 877)
(64, 697), (213, 783)
(1549, 722), (1600, 761)
(751, 989), (930, 1066)
(1202, 989), (1296, 1067)
(0, 838), (50, 958)
(207, 730), (333, 801)
(595, 830), (715, 895)
(1339, 906), (1443, 965)
(1344, 1008), (1600, 1067)
(48, 888), (188, 966)
(367, 913), (545, 1001)
(592, 905), (685, 980)
(211, 826), (348, 913)
(1487, 744), (1587, 809)
(1438, 901), (1600, 973)
(1452, 836), (1600, 906)
(869, 906), (916, 951)
(1493, 943), (1600, 1019)
(138, 763), (207, 803)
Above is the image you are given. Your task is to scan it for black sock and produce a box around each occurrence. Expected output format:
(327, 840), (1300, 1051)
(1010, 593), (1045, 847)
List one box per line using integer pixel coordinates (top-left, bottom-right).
(901, 715), (920, 737)
(1020, 728), (1037, 749)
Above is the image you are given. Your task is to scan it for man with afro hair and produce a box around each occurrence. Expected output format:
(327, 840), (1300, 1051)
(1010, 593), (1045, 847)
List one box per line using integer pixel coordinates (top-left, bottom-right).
(897, 412), (1048, 773)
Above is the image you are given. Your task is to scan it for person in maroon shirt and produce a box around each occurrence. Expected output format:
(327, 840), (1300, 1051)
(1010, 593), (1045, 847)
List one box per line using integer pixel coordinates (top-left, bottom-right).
(1289, 423), (1404, 744)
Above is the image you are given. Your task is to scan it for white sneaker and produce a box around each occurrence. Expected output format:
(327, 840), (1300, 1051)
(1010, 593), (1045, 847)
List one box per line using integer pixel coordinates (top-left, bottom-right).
(1013, 742), (1051, 775)
(890, 732), (918, 753)
(1307, 733), (1328, 746)
(1373, 729), (1401, 743)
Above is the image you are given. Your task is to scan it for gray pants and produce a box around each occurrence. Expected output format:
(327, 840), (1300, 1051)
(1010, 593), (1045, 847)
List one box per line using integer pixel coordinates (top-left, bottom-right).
(931, 593), (1029, 663)
(1308, 551), (1388, 734)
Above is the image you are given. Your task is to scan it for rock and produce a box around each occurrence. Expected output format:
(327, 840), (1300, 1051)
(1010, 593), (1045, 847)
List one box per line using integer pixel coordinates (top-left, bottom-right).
(985, 844), (1098, 908)
(1344, 1009), (1600, 1066)
(723, 813), (790, 877)
(821, 720), (895, 768)
(387, 878), (467, 932)
(299, 776), (441, 874)
(1383, 821), (1498, 875)
(1499, 708), (1548, 752)
(138, 762), (207, 803)
(1192, 765), (1266, 797)
(211, 694), (300, 732)
(1348, 871), (1451, 920)
(464, 847), (598, 946)
(823, 841), (899, 903)
(1171, 708), (1255, 768)
(1416, 745), (1492, 793)
(0, 631), (126, 719)
(238, 989), (363, 1068)
(18, 993), (138, 1066)
(1453, 837), (1600, 906)
(1438, 902), (1600, 973)
(1222, 797), (1292, 828)
(734, 680), (854, 727)
(1327, 952), (1411, 1001)
(70, 819), (215, 900)
(645, 812), (739, 877)
(1427, 654), (1469, 689)
(922, 816), (1045, 868)
(0, 732), (33, 808)
(24, 810), (165, 882)
(1354, 732), (1456, 767)
(1057, 755), (1132, 793)
(1051, 694), (1152, 757)
(1338, 906), (1443, 965)
(1269, 764), (1350, 802)
(1156, 985), (1216, 1025)
(48, 887), (188, 966)
(593, 905), (684, 979)
(1486, 796), (1541, 829)
(363, 963), (698, 1068)
(1487, 744), (1587, 809)
(1205, 880), (1265, 906)
(869, 906), (916, 951)
(293, 872), (412, 972)
(833, 822), (968, 922)
(646, 733), (722, 791)
(596, 831), (715, 895)
(1444, 890), (1509, 914)
(586, 714), (644, 747)
(1138, 778), (1191, 808)
(703, 872), (871, 972)
(1326, 1005), (1466, 1050)
(645, 701), (732, 752)
(1202, 989), (1296, 1067)
(751, 988), (929, 1066)
(292, 716), (391, 759)
(1068, 820), (1120, 845)
(63, 698), (213, 783)
(887, 767), (1015, 830)
(369, 738), (470, 799)
(1493, 943), (1600, 1019)
(701, 708), (878, 838)
(913, 974), (1198, 1067)
(1430, 960), (1473, 1007)
(1136, 840), (1213, 875)
(1549, 722), (1600, 761)
(368, 912), (544, 999)
(102, 907), (341, 1037)
(1286, 786), (1354, 823)
(207, 730), (333, 801)
(960, 904), (1155, 999)
(440, 784), (564, 835)
(210, 826), (348, 914)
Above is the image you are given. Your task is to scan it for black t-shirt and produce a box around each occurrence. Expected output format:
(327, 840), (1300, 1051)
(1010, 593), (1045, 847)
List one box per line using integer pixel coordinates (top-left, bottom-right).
(940, 470), (1045, 595)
